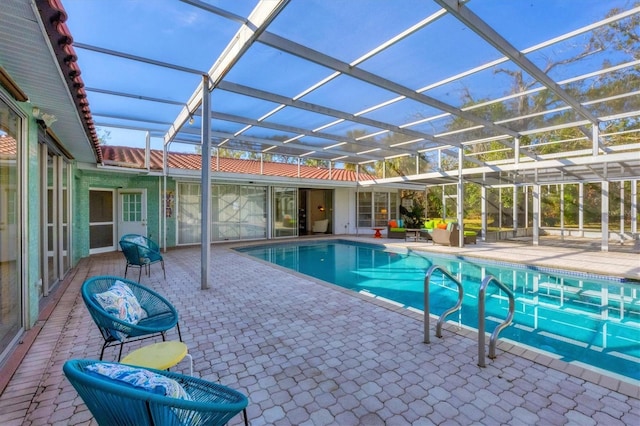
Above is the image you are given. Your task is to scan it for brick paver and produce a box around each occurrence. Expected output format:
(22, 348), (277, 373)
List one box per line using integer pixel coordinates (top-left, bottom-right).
(0, 238), (638, 425)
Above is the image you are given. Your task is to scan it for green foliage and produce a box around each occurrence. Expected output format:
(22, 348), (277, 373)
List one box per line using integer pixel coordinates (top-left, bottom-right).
(399, 202), (425, 228)
(97, 128), (111, 145)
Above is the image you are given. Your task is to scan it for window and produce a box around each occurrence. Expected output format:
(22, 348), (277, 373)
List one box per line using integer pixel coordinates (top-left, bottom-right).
(0, 95), (22, 357)
(177, 183), (201, 244)
(273, 187), (297, 238)
(178, 182), (268, 244)
(357, 191), (398, 228)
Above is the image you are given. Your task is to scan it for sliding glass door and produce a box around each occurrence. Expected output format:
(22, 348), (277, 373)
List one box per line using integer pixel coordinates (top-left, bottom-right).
(273, 187), (297, 238)
(0, 95), (22, 360)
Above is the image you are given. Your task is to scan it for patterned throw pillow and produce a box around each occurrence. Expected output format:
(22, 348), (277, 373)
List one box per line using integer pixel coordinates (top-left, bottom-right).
(86, 363), (191, 400)
(94, 281), (147, 341)
(133, 236), (146, 245)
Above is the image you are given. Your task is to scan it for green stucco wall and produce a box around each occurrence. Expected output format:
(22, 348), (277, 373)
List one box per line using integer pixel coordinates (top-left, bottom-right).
(73, 169), (176, 261)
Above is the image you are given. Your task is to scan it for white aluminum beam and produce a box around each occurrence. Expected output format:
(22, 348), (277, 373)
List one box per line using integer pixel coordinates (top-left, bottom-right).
(74, 43), (205, 75)
(435, 0), (600, 125)
(206, 110), (418, 157)
(164, 0), (290, 145)
(175, 128), (383, 163)
(257, 31), (523, 140)
(179, 0), (248, 25)
(216, 81), (462, 148)
(363, 150), (640, 186)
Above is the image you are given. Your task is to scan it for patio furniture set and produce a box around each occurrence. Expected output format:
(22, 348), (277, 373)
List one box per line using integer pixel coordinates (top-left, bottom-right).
(64, 234), (249, 425)
(386, 219), (477, 246)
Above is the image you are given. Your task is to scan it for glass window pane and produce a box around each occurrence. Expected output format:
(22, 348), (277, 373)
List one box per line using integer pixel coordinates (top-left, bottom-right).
(240, 185), (267, 239)
(357, 192), (372, 228)
(177, 182), (201, 244)
(374, 193), (389, 227)
(273, 187), (297, 238)
(0, 97), (22, 353)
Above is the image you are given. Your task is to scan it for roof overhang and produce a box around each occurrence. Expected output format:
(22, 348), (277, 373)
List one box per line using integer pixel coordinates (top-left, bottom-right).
(0, 0), (101, 162)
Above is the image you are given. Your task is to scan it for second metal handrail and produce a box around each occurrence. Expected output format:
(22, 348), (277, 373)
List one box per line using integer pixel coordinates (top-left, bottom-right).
(423, 265), (464, 344)
(478, 275), (515, 367)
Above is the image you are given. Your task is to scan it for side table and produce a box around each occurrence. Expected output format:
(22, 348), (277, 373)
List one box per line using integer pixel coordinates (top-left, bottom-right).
(121, 341), (193, 376)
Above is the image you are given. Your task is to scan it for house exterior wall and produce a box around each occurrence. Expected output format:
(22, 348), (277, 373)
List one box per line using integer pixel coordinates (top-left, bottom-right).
(73, 169), (171, 260)
(334, 188), (352, 234)
(336, 187), (402, 235)
(164, 178), (177, 248)
(70, 170), (403, 263)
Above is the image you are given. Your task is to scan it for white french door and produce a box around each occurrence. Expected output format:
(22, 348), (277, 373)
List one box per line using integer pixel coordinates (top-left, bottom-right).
(117, 189), (147, 242)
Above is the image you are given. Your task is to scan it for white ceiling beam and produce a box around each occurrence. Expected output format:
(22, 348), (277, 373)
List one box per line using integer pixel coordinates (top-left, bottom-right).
(164, 0), (290, 145)
(373, 150), (639, 185)
(434, 0), (600, 126)
(205, 110), (418, 157)
(74, 43), (205, 75)
(256, 31), (541, 161)
(257, 31), (523, 141)
(179, 0), (248, 25)
(85, 87), (185, 106)
(175, 128), (382, 162)
(216, 81), (461, 148)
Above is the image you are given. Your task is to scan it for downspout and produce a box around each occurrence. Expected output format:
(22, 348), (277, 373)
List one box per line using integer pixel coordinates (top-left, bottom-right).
(162, 142), (168, 251)
(145, 131), (150, 171)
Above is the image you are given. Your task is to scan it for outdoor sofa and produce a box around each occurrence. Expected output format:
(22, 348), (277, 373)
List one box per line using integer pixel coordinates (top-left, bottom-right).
(386, 219), (407, 239)
(430, 221), (477, 246)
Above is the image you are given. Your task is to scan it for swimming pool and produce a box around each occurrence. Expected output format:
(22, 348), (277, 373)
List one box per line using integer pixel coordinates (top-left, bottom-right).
(236, 239), (640, 382)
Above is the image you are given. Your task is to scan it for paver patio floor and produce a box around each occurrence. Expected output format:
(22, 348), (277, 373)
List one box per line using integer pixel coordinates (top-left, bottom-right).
(0, 237), (639, 425)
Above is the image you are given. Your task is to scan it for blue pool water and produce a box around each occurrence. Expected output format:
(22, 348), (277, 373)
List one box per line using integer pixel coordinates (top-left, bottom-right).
(236, 240), (640, 382)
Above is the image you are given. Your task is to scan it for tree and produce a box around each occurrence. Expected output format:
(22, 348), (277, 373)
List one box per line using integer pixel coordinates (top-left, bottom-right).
(97, 128), (111, 145)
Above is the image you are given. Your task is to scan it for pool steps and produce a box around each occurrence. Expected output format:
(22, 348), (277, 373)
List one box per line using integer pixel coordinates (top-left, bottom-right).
(423, 265), (464, 344)
(423, 265), (516, 368)
(478, 275), (516, 367)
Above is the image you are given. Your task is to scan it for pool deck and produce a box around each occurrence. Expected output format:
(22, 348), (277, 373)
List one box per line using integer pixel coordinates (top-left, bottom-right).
(0, 237), (639, 425)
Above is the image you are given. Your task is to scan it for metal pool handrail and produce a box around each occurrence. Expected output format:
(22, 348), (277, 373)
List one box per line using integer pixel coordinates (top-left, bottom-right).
(423, 265), (464, 344)
(478, 275), (515, 367)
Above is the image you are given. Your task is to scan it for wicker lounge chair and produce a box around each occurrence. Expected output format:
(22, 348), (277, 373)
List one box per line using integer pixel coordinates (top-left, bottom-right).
(431, 223), (477, 246)
(63, 359), (248, 426)
(119, 234), (165, 282)
(82, 275), (182, 361)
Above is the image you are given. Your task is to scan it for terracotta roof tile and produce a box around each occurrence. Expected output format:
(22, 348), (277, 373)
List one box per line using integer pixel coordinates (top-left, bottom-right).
(100, 145), (373, 182)
(0, 135), (17, 158)
(36, 0), (102, 162)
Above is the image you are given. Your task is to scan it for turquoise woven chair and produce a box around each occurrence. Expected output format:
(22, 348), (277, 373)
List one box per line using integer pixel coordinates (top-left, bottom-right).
(63, 359), (248, 426)
(119, 234), (166, 282)
(82, 276), (182, 361)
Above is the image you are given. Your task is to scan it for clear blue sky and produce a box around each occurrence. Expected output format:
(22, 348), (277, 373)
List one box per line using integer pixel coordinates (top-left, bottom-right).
(61, 0), (634, 153)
